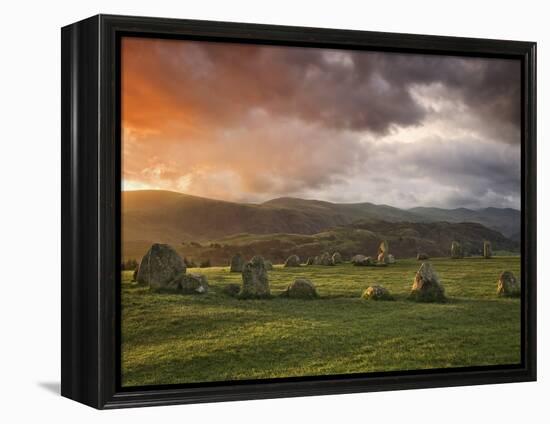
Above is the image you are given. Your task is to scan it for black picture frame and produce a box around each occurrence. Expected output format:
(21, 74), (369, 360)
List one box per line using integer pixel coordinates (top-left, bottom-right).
(61, 14), (537, 409)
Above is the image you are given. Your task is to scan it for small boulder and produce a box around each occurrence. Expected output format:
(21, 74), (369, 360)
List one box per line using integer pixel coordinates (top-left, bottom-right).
(241, 256), (270, 298)
(167, 273), (209, 294)
(496, 271), (520, 297)
(223, 283), (241, 297)
(362, 285), (393, 301)
(136, 244), (187, 290)
(230, 253), (244, 272)
(417, 253), (429, 260)
(284, 254), (301, 267)
(409, 262), (446, 302)
(483, 241), (493, 259)
(318, 252), (334, 266)
(387, 254), (396, 264)
(332, 252), (343, 264)
(281, 278), (318, 299)
(451, 241), (464, 259)
(351, 254), (373, 266)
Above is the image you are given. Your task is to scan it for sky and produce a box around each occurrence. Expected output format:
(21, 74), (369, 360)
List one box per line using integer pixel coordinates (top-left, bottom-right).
(121, 37), (521, 210)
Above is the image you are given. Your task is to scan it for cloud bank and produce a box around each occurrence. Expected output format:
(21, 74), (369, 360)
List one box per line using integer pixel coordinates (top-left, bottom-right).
(122, 37), (521, 209)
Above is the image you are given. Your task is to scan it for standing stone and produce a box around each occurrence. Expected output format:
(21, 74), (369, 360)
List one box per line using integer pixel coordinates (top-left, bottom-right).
(230, 253), (244, 272)
(451, 241), (464, 259)
(284, 254), (301, 267)
(483, 241), (493, 259)
(351, 255), (373, 266)
(318, 252), (334, 266)
(136, 243), (186, 290)
(362, 285), (393, 301)
(306, 257), (315, 265)
(496, 271), (520, 297)
(332, 252), (343, 264)
(377, 240), (389, 264)
(409, 262), (446, 302)
(281, 278), (319, 299)
(417, 253), (429, 260)
(377, 253), (388, 266)
(241, 256), (270, 298)
(167, 273), (209, 294)
(132, 265), (139, 282)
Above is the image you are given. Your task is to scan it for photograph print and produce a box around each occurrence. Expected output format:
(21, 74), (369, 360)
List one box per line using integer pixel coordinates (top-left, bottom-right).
(120, 36), (522, 388)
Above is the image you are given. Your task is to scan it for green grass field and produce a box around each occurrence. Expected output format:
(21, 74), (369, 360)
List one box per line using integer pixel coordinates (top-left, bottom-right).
(121, 256), (521, 387)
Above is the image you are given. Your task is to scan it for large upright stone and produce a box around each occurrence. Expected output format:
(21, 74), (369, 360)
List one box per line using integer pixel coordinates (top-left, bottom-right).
(241, 256), (270, 298)
(409, 262), (446, 302)
(377, 240), (389, 264)
(483, 241), (493, 259)
(230, 253), (244, 272)
(136, 243), (186, 290)
(451, 241), (464, 259)
(496, 271), (520, 297)
(284, 255), (301, 267)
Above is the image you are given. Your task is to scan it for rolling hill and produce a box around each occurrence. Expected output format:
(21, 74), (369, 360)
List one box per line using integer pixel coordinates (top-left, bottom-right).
(122, 190), (520, 263)
(123, 190), (520, 241)
(123, 220), (518, 265)
(409, 206), (520, 241)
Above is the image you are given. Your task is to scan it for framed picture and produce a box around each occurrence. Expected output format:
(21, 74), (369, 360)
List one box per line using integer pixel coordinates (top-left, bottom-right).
(61, 14), (536, 409)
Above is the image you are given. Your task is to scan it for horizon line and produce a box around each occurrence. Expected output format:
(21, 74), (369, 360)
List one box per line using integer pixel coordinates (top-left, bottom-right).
(121, 188), (520, 212)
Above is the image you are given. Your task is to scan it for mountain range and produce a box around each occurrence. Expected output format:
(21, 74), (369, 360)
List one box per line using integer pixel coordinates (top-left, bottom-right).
(122, 190), (520, 244)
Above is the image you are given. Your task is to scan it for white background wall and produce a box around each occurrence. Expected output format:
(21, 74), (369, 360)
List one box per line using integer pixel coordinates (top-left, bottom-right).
(0, 0), (547, 422)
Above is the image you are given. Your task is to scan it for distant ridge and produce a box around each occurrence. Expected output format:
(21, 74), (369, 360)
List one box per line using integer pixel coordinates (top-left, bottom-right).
(408, 206), (520, 240)
(122, 190), (520, 246)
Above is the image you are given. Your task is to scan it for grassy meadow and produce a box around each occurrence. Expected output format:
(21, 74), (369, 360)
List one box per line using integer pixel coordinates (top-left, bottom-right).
(121, 256), (521, 387)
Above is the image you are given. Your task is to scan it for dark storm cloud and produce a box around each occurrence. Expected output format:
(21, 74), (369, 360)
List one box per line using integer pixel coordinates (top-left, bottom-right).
(122, 37), (521, 209)
(365, 136), (521, 209)
(123, 40), (427, 134)
(126, 39), (520, 138)
(366, 53), (520, 122)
